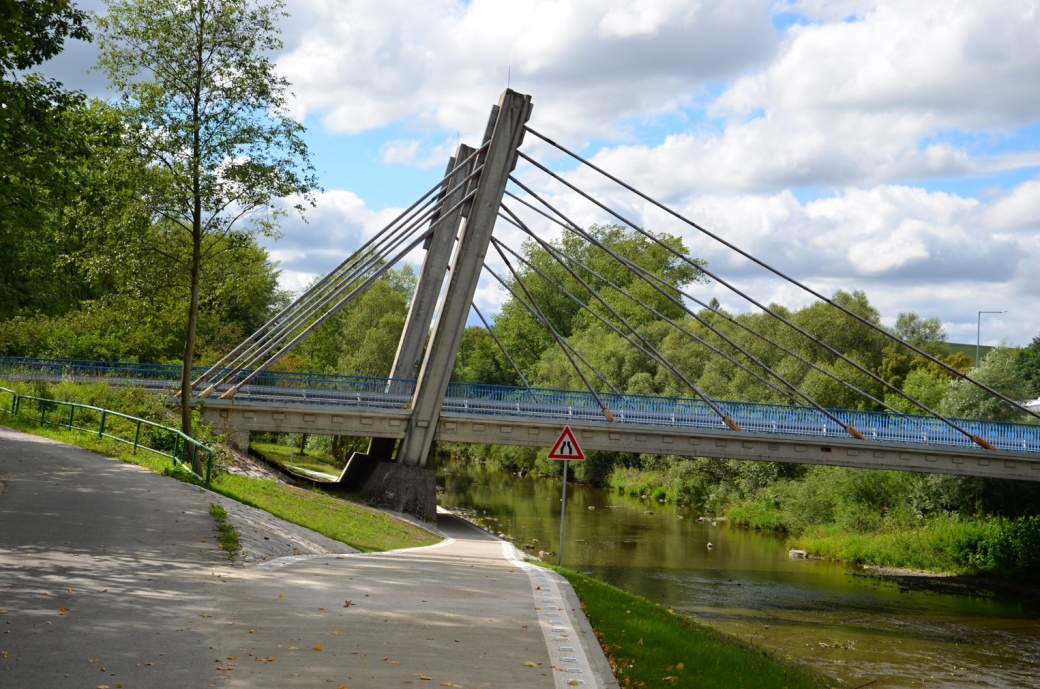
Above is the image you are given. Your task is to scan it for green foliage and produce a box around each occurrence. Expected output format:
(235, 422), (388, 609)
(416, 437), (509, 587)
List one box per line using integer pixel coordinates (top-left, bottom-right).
(0, 233), (284, 362)
(794, 519), (1001, 574)
(96, 0), (317, 235)
(894, 311), (948, 356)
(940, 347), (1031, 421)
(493, 224), (704, 385)
(0, 0), (90, 72)
(1016, 334), (1040, 397)
(295, 266), (415, 376)
(884, 368), (948, 415)
(97, 0), (317, 433)
(453, 326), (518, 386)
(1, 1), (108, 319)
(976, 516), (1040, 580)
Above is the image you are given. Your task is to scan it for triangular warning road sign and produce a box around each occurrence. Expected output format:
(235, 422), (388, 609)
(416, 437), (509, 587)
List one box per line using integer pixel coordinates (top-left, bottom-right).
(548, 426), (585, 461)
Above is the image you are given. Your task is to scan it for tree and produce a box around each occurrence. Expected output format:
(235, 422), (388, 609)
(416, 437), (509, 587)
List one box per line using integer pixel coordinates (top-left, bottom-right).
(893, 311), (947, 356)
(96, 0), (317, 439)
(295, 266), (416, 377)
(493, 224), (705, 387)
(453, 326), (518, 387)
(1, 0), (96, 316)
(939, 347), (1031, 421)
(1017, 335), (1040, 398)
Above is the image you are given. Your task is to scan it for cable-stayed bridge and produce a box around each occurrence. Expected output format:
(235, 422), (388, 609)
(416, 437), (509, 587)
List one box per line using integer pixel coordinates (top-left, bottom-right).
(17, 91), (1037, 519)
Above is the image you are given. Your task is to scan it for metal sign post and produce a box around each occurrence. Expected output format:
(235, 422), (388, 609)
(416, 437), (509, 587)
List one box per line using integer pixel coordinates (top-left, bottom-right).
(558, 460), (568, 566)
(548, 426), (585, 567)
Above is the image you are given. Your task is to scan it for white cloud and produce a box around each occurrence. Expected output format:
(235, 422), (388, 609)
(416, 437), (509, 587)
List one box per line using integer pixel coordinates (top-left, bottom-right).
(277, 0), (777, 142)
(529, 0), (1040, 198)
(502, 176), (1040, 343)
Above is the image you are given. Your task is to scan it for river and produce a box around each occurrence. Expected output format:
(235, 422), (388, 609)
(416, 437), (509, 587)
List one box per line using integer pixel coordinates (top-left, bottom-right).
(437, 457), (1040, 688)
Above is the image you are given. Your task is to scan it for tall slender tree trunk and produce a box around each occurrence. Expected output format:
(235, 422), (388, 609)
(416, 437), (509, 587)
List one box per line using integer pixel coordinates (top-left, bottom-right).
(180, 224), (203, 472)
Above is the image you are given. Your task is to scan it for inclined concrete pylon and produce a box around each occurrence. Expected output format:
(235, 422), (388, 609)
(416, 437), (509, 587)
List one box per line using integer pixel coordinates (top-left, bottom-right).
(362, 89), (533, 519)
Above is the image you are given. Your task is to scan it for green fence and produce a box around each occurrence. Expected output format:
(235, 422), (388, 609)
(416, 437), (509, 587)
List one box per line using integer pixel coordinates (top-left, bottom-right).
(0, 386), (214, 486)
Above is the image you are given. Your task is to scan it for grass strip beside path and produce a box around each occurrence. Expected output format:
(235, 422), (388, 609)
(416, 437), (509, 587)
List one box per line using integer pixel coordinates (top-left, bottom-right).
(554, 567), (829, 689)
(0, 415), (439, 553)
(209, 474), (439, 552)
(250, 441), (341, 477)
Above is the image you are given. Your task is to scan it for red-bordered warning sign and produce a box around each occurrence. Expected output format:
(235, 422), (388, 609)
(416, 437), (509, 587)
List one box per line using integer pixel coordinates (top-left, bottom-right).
(548, 426), (585, 461)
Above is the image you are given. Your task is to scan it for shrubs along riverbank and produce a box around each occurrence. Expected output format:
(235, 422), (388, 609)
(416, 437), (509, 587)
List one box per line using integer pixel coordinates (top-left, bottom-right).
(612, 459), (1040, 582)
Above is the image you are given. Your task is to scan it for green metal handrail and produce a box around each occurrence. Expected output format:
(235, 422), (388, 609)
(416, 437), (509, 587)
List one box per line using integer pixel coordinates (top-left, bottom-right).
(0, 386), (214, 486)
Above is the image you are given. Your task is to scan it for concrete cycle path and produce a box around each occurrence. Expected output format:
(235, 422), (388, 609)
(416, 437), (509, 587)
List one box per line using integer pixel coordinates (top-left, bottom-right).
(0, 426), (615, 688)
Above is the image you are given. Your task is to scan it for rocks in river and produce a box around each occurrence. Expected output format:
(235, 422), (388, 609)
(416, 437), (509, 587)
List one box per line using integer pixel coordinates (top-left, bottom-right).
(789, 548), (808, 559)
(537, 550), (556, 559)
(706, 542), (714, 549)
(588, 506), (595, 510)
(643, 510), (655, 515)
(520, 544), (535, 551)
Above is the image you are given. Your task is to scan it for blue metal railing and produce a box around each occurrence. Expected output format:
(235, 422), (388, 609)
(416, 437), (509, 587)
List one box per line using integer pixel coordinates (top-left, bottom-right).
(441, 382), (1040, 453)
(2, 356), (1038, 454)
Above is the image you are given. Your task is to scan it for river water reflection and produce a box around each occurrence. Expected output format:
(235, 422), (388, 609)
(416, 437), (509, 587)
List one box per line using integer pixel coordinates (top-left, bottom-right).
(437, 457), (1040, 688)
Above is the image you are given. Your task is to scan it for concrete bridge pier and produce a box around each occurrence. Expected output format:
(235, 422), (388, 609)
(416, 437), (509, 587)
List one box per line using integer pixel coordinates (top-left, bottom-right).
(360, 90), (533, 520)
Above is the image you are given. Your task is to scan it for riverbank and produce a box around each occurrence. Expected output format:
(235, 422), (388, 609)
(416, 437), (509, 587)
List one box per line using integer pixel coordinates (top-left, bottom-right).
(603, 460), (1040, 584)
(553, 566), (828, 689)
(440, 456), (1040, 688)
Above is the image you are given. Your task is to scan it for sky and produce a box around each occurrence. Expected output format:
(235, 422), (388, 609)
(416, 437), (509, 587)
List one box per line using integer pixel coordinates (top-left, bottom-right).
(42, 0), (1040, 347)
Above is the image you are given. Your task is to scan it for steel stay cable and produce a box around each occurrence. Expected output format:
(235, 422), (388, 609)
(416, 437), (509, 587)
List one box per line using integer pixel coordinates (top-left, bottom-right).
(507, 217), (873, 443)
(198, 163), (489, 392)
(198, 188), (447, 392)
(508, 170), (996, 450)
(484, 261), (620, 400)
(492, 236), (682, 385)
(218, 188), (479, 394)
(504, 189), (906, 421)
(490, 251), (622, 398)
(471, 303), (534, 392)
(201, 194), (449, 394)
(202, 161), (486, 392)
(500, 204), (871, 439)
(219, 212), (464, 398)
(190, 143), (489, 391)
(499, 208), (808, 408)
(483, 259), (619, 421)
(523, 127), (1039, 424)
(511, 172), (982, 445)
(493, 234), (749, 432)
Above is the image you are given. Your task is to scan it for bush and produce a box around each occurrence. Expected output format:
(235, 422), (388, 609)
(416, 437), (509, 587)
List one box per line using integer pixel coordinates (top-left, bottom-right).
(978, 516), (1040, 581)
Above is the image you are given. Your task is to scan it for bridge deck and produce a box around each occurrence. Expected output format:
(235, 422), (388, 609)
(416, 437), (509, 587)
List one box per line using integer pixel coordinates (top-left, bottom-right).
(4, 358), (1040, 480)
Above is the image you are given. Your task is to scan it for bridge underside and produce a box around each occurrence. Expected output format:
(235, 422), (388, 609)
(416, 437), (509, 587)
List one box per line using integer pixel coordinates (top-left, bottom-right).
(202, 401), (1040, 484)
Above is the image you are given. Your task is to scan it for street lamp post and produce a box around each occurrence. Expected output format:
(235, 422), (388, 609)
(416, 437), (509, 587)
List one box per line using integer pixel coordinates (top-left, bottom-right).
(976, 310), (1007, 367)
